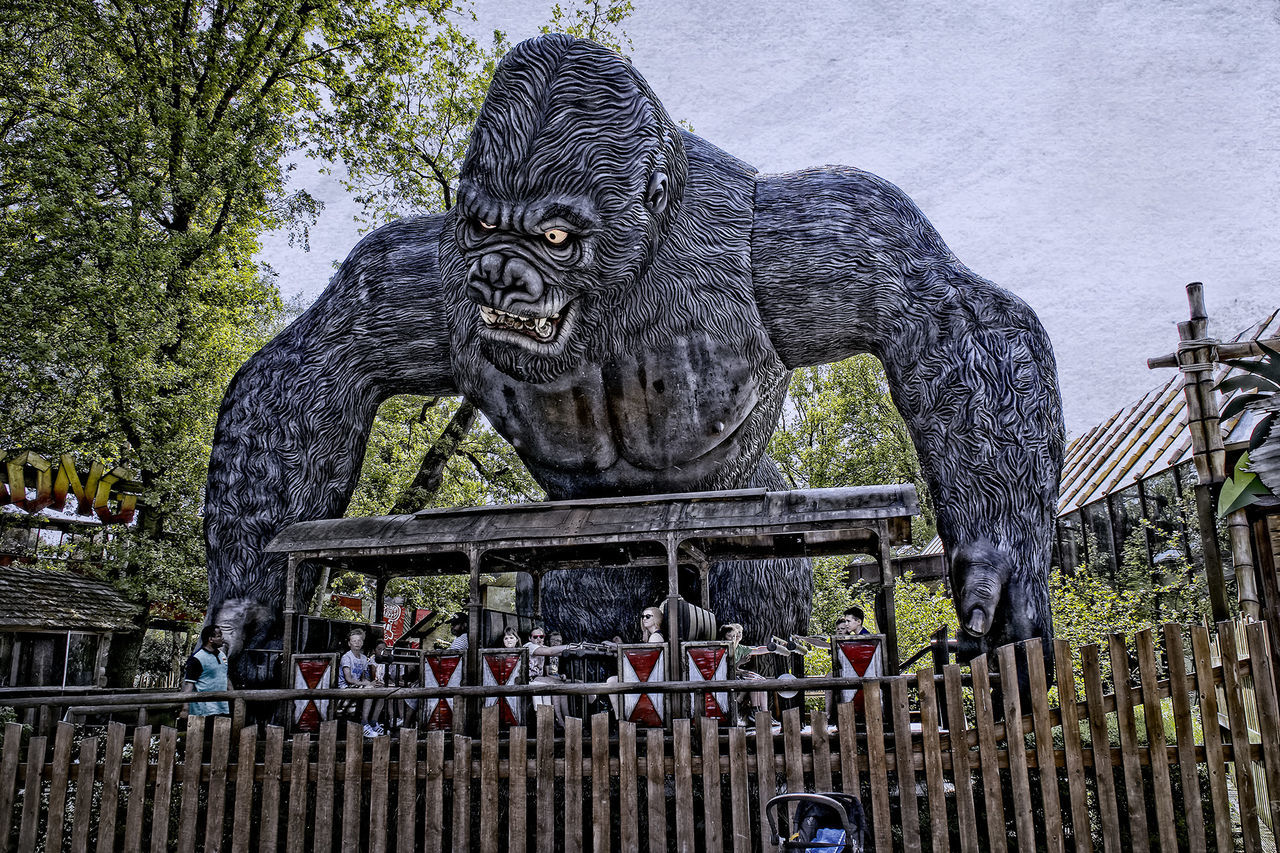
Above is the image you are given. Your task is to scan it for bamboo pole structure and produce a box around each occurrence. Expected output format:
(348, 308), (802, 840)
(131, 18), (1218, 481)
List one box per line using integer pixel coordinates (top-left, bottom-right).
(1151, 283), (1234, 620)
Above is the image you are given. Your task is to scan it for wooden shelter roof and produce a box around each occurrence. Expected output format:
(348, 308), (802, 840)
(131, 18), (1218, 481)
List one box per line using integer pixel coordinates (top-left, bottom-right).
(0, 564), (141, 632)
(267, 485), (919, 577)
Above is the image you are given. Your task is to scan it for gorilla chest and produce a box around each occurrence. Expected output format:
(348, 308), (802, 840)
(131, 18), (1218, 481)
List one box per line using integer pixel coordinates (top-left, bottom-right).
(464, 334), (766, 479)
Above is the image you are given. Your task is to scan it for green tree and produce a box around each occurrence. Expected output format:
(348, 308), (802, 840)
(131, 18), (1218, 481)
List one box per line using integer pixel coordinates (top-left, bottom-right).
(770, 357), (936, 545)
(0, 0), (466, 676)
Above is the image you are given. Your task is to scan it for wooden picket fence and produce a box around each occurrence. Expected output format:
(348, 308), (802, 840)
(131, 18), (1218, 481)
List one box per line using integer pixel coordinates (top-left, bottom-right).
(3, 620), (1280, 852)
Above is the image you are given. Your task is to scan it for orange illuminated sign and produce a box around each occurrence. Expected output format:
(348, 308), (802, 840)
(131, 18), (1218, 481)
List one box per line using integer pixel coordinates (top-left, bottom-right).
(0, 451), (140, 523)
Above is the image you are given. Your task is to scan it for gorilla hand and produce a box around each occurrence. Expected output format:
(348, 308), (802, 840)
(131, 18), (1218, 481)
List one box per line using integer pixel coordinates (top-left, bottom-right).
(951, 541), (1031, 662)
(954, 542), (1009, 637)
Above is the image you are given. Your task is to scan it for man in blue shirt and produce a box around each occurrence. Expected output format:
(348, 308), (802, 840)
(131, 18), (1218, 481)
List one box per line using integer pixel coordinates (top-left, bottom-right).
(183, 624), (231, 716)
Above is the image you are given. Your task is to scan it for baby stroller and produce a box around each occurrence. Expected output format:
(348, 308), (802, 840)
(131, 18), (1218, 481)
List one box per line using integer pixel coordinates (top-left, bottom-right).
(765, 792), (866, 852)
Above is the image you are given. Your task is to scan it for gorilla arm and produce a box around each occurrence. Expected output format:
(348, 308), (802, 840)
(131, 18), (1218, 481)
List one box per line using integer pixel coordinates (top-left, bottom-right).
(751, 167), (1065, 660)
(205, 214), (459, 660)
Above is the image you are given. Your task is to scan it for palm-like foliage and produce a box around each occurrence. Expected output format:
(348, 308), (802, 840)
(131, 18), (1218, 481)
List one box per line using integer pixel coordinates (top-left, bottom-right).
(1216, 340), (1280, 515)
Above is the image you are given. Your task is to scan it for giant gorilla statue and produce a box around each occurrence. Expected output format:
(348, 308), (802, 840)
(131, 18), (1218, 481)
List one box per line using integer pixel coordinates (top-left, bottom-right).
(206, 35), (1064, 676)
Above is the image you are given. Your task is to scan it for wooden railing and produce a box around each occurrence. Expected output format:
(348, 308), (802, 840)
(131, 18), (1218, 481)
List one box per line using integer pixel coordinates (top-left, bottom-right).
(3, 620), (1280, 852)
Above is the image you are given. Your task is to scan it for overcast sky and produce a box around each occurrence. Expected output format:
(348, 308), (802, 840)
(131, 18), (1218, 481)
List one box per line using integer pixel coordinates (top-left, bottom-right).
(258, 0), (1280, 436)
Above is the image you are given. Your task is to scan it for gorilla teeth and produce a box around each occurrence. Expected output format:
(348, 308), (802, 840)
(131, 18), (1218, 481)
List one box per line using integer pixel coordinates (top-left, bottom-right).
(480, 305), (561, 342)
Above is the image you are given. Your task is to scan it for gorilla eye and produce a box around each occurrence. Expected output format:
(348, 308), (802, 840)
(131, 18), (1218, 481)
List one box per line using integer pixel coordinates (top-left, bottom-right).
(544, 228), (570, 246)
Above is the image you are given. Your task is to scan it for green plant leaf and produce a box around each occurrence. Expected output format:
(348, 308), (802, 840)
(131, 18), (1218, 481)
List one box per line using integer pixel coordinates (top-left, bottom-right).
(1218, 452), (1270, 516)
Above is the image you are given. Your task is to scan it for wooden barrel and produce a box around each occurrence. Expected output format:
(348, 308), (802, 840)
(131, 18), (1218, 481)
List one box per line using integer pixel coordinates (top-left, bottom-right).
(661, 599), (718, 641)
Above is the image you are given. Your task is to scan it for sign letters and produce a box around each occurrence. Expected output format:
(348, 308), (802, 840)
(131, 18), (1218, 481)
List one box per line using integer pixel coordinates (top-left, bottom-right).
(0, 451), (140, 523)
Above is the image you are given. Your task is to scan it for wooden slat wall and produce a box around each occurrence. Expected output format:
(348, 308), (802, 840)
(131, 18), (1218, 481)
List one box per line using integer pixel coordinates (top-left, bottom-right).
(5, 620), (1280, 853)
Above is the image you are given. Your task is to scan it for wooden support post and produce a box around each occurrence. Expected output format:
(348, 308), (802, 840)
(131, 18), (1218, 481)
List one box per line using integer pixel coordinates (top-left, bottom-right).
(529, 566), (544, 622)
(666, 535), (681, 684)
(465, 546), (482, 734)
(1252, 514), (1280, 675)
(1174, 283), (1230, 622)
(282, 555), (298, 688)
(931, 624), (949, 728)
(876, 521), (900, 674)
(374, 574), (388, 626)
(1230, 509), (1260, 619)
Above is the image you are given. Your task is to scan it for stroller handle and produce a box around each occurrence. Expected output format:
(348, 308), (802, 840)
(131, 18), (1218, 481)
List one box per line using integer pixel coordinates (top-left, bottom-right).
(765, 792), (862, 849)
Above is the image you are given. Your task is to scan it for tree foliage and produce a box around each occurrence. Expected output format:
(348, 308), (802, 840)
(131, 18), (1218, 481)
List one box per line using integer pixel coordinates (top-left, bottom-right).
(0, 0), (459, 632)
(770, 357), (936, 545)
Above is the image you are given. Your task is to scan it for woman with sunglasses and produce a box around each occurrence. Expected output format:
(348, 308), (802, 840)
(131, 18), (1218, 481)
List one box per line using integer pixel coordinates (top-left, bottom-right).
(525, 626), (577, 725)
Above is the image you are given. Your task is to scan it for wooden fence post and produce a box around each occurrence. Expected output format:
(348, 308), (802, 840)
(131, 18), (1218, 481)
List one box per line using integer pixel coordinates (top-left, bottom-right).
(314, 720), (338, 853)
(970, 656), (1008, 853)
(71, 733), (99, 853)
(453, 733), (473, 853)
(123, 725), (151, 853)
(258, 726), (284, 853)
(590, 712), (609, 853)
(17, 734), (47, 853)
(98, 720), (127, 853)
(203, 716), (232, 853)
(943, 664), (980, 853)
(479, 705), (499, 853)
(48, 721), (76, 853)
(1080, 645), (1121, 853)
(396, 727), (417, 853)
(0, 722), (22, 853)
(673, 718), (694, 852)
(1244, 621), (1280, 835)
(285, 733), (309, 853)
(1216, 622), (1263, 852)
(1051, 641), (1092, 853)
(916, 666), (948, 853)
(1106, 635), (1149, 853)
(889, 677), (921, 853)
(620, 720), (639, 852)
(862, 680), (894, 853)
(645, 727), (666, 853)
(698, 715), (723, 853)
(1024, 640), (1064, 853)
(535, 707), (554, 853)
(565, 715), (584, 853)
(727, 724), (751, 853)
(1159, 625), (1206, 853)
(996, 646), (1036, 852)
(1134, 630), (1177, 853)
(1190, 625), (1234, 852)
(422, 730), (445, 853)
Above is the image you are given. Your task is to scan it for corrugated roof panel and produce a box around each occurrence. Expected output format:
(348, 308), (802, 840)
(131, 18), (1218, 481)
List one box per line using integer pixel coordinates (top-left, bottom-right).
(1057, 311), (1279, 517)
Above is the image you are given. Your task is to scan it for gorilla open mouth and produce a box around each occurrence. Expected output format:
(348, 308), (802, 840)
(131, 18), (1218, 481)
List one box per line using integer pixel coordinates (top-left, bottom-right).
(477, 299), (579, 354)
(480, 305), (561, 342)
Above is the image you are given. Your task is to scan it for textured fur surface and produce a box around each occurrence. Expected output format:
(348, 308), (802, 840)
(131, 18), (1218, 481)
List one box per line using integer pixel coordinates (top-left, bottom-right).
(205, 35), (1063, 678)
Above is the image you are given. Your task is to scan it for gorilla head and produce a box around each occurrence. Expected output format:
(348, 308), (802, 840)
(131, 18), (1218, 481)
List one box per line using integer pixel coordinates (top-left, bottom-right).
(451, 35), (688, 384)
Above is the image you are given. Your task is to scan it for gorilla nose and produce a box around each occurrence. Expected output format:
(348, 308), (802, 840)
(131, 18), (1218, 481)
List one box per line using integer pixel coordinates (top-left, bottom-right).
(468, 252), (544, 308)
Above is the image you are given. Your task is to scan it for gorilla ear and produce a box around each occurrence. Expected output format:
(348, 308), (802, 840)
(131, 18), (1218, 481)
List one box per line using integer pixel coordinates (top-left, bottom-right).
(644, 171), (669, 216)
